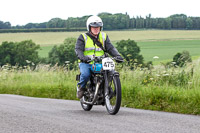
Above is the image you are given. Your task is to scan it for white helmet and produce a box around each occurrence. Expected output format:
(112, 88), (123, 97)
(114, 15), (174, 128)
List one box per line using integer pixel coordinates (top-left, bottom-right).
(86, 15), (103, 31)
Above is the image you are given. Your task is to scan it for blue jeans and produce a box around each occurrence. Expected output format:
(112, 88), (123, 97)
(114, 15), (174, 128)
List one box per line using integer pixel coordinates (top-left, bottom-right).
(77, 63), (92, 89)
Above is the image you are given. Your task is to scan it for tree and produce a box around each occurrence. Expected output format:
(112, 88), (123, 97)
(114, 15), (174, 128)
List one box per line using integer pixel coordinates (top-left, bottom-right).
(24, 23), (36, 29)
(145, 14), (152, 29)
(170, 14), (187, 29)
(0, 40), (40, 67)
(98, 12), (130, 30)
(14, 40), (40, 67)
(0, 21), (11, 29)
(186, 17), (193, 29)
(0, 42), (16, 66)
(48, 38), (77, 69)
(135, 16), (145, 29)
(164, 18), (172, 29)
(190, 17), (200, 29)
(47, 18), (66, 28)
(116, 39), (144, 69)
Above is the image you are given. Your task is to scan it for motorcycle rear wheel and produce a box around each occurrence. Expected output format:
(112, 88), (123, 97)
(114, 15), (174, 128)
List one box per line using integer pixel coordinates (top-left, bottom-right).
(80, 102), (93, 111)
(105, 76), (121, 115)
(80, 93), (93, 111)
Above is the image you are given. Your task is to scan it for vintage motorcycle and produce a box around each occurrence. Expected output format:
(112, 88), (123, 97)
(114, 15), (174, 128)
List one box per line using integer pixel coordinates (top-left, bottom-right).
(76, 55), (123, 115)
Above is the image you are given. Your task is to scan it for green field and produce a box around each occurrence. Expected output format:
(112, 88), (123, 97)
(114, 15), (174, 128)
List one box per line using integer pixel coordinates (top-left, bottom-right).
(1, 30), (200, 115)
(138, 40), (200, 63)
(1, 30), (200, 62)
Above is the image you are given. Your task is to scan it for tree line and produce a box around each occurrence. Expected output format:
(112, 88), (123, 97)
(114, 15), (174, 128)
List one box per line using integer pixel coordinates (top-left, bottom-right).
(0, 13), (200, 31)
(0, 38), (191, 70)
(0, 38), (145, 69)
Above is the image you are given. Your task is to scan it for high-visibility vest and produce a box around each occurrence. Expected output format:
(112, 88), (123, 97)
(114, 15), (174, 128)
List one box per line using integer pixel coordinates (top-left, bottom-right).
(81, 32), (107, 64)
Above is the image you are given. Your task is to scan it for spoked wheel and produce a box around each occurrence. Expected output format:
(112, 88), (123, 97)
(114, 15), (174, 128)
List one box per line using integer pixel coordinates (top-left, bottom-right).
(105, 76), (121, 115)
(80, 95), (93, 111)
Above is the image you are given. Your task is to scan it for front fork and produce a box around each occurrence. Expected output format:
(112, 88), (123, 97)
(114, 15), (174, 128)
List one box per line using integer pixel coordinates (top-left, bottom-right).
(104, 70), (119, 98)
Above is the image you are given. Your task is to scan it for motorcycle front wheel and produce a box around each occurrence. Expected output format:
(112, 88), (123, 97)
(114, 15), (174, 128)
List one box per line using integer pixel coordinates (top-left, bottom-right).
(105, 75), (121, 115)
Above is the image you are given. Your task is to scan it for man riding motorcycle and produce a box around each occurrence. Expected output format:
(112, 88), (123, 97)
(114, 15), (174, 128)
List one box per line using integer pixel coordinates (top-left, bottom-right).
(75, 15), (123, 99)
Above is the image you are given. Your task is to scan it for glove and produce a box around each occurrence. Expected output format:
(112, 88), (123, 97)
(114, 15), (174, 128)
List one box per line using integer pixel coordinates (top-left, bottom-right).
(115, 56), (124, 63)
(81, 56), (91, 63)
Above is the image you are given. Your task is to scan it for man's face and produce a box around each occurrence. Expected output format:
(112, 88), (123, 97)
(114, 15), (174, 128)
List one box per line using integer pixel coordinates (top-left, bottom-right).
(91, 27), (100, 36)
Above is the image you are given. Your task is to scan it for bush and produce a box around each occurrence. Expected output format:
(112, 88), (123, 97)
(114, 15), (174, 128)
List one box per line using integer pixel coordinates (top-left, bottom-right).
(48, 38), (77, 69)
(116, 39), (144, 69)
(0, 40), (40, 67)
(173, 50), (192, 67)
(0, 41), (16, 66)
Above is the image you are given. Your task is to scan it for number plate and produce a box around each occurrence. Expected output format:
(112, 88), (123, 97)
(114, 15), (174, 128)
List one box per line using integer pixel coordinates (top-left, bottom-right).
(102, 57), (115, 70)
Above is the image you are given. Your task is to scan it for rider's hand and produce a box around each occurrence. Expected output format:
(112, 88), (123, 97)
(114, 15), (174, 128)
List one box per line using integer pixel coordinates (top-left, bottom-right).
(115, 56), (124, 63)
(82, 56), (91, 63)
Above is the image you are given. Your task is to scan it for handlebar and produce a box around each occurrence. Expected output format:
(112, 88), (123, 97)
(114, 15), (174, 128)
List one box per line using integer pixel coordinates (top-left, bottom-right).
(87, 56), (124, 63)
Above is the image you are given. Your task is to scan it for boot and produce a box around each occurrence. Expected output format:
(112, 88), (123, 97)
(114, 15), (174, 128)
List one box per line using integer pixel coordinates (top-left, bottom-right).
(77, 86), (85, 99)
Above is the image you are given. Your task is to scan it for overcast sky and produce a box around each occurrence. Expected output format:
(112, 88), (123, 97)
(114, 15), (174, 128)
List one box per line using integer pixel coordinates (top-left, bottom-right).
(0, 0), (199, 26)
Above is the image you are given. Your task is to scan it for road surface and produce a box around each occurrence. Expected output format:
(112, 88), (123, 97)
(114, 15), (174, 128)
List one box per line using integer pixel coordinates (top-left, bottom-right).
(0, 94), (200, 133)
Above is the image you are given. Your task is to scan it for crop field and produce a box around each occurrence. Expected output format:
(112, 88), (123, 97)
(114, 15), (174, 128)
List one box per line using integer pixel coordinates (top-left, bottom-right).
(138, 40), (200, 63)
(1, 30), (200, 63)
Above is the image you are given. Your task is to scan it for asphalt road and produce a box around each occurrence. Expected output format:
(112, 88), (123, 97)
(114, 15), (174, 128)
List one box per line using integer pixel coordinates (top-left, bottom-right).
(0, 94), (200, 133)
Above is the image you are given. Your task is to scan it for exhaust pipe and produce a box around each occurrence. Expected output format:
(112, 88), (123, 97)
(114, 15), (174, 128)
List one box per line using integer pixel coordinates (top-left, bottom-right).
(81, 82), (100, 105)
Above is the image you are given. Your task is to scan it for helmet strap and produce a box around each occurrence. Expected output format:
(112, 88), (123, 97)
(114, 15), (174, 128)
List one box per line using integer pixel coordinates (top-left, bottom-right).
(90, 31), (98, 37)
(89, 26), (101, 37)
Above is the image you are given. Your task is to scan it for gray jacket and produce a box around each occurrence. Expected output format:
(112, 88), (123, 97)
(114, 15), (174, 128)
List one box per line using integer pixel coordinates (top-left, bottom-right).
(75, 32), (121, 62)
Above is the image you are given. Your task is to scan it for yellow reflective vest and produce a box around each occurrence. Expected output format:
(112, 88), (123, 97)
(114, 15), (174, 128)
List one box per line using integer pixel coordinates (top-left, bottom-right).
(81, 32), (107, 64)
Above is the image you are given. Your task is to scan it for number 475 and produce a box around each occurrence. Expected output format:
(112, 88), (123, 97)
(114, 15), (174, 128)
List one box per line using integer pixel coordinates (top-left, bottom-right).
(104, 62), (114, 67)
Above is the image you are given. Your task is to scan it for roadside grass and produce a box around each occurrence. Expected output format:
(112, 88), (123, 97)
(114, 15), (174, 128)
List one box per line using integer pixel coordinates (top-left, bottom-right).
(0, 59), (200, 115)
(120, 60), (200, 114)
(0, 65), (78, 100)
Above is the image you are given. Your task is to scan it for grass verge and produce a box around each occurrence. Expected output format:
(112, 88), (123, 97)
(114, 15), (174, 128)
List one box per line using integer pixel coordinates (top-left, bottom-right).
(0, 60), (200, 115)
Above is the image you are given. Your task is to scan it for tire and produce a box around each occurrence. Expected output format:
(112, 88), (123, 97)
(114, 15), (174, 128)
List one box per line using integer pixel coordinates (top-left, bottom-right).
(80, 94), (93, 111)
(80, 102), (93, 111)
(80, 81), (93, 111)
(105, 76), (121, 115)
